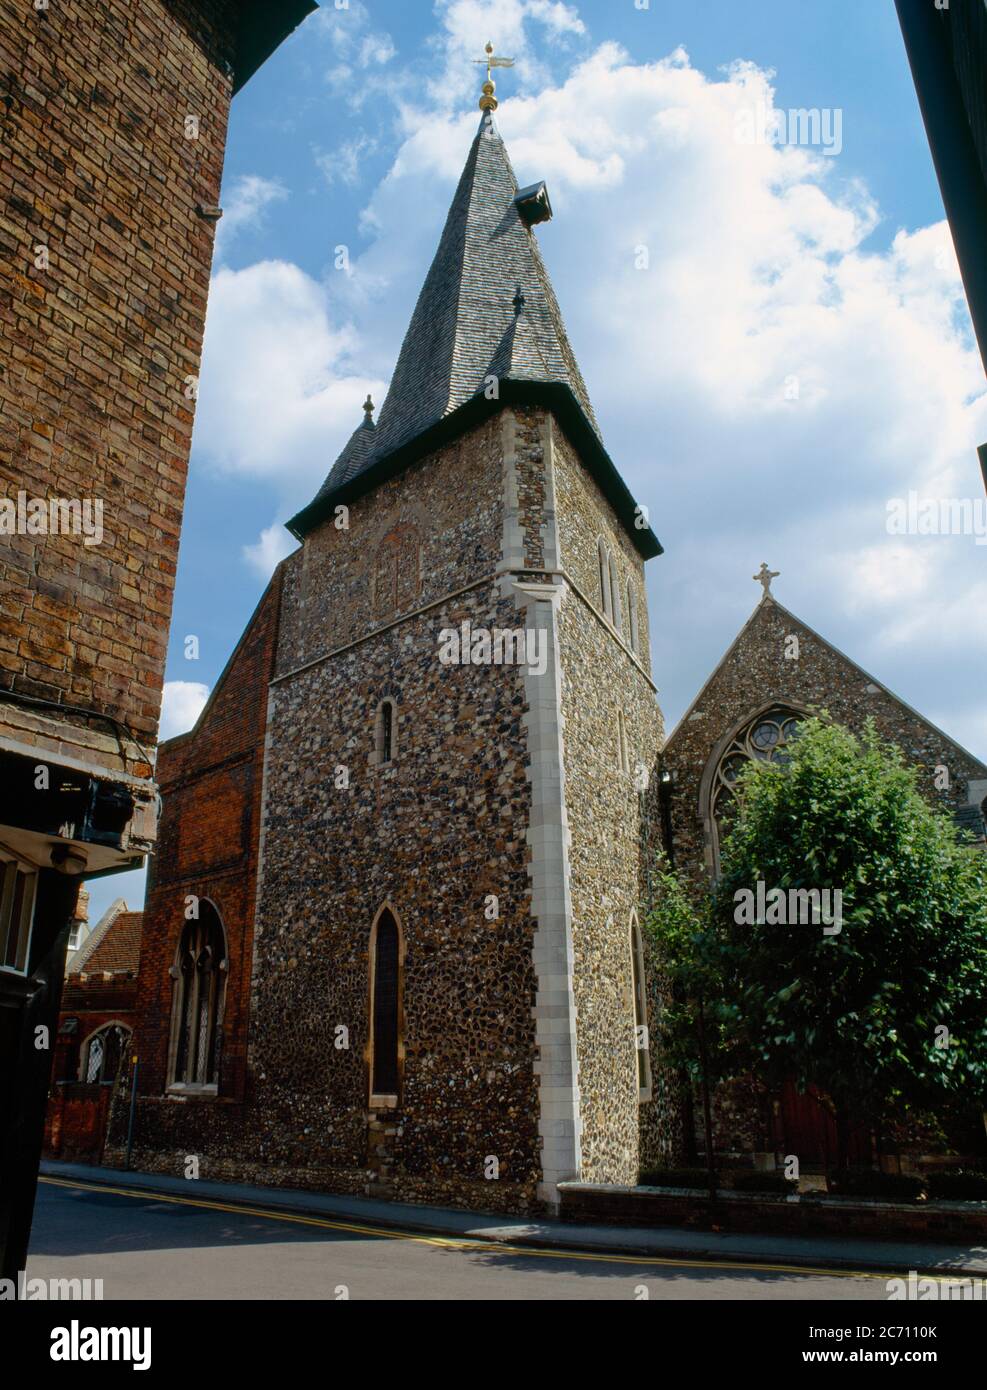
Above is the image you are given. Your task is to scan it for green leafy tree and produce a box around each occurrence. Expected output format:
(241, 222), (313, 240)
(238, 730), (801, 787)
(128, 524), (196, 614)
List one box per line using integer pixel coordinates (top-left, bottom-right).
(711, 715), (987, 1167)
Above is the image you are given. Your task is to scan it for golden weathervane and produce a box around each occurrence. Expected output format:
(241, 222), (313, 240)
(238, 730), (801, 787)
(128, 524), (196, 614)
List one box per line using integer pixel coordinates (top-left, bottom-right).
(474, 40), (514, 112)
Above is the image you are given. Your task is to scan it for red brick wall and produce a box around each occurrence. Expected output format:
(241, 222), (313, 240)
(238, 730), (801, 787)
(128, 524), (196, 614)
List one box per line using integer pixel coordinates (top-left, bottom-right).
(44, 1083), (113, 1162)
(130, 575), (282, 1102)
(0, 0), (234, 760)
(54, 985), (138, 1083)
(46, 983), (138, 1161)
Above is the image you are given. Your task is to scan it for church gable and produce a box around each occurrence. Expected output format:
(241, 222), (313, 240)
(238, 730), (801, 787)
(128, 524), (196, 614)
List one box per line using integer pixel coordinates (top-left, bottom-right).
(663, 591), (987, 881)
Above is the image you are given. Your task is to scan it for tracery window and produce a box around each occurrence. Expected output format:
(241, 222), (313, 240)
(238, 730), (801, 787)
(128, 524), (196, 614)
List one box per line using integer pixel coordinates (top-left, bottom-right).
(169, 904), (227, 1090)
(82, 1023), (130, 1084)
(711, 707), (803, 847)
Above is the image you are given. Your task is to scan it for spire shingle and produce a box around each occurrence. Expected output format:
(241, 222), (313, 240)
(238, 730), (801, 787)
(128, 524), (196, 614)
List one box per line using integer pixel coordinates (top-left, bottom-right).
(311, 110), (597, 490)
(291, 111), (661, 559)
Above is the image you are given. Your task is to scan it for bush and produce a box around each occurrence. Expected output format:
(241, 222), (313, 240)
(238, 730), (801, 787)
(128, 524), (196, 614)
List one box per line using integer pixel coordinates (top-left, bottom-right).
(731, 1170), (798, 1195)
(926, 1170), (987, 1201)
(639, 1167), (716, 1189)
(826, 1167), (925, 1203)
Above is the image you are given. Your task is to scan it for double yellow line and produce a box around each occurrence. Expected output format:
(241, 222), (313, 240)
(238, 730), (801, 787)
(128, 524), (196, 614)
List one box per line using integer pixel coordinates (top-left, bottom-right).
(39, 1174), (901, 1281)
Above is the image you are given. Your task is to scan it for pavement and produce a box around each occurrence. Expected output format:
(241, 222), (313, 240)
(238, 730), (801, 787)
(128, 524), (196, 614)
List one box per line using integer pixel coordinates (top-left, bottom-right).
(38, 1158), (987, 1278)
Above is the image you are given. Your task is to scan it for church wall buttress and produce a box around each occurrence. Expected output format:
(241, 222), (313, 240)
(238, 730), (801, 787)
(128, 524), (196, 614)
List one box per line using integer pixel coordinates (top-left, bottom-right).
(551, 429), (674, 1183)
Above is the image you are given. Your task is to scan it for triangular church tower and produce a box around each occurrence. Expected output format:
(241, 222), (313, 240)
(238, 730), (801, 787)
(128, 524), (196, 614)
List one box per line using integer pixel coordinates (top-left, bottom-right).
(124, 60), (669, 1215)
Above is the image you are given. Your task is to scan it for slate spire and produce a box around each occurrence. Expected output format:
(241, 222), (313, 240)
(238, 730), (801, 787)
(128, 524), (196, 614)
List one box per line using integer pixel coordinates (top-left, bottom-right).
(309, 108), (598, 503)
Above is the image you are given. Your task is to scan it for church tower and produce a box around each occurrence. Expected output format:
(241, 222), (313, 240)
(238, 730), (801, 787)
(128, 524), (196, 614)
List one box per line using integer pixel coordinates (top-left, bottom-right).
(124, 61), (668, 1215)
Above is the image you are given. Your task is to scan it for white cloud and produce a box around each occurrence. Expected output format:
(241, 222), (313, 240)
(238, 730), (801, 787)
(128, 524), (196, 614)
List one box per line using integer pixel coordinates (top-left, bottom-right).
(193, 259), (386, 498)
(243, 523), (298, 579)
(159, 682), (210, 741)
(214, 175), (288, 262)
(314, 133), (379, 187)
(313, 0), (396, 105)
(194, 32), (987, 759)
(426, 0), (586, 111)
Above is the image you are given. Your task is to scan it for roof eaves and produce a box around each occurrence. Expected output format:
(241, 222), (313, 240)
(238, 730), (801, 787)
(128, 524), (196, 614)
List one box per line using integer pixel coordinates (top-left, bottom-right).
(231, 1), (318, 95)
(286, 381), (663, 559)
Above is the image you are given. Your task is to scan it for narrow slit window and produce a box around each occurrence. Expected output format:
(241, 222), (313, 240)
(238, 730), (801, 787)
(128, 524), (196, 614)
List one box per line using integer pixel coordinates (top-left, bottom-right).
(598, 538), (612, 620)
(375, 698), (397, 766)
(371, 909), (400, 1102)
(627, 581), (639, 654)
(610, 554), (622, 632)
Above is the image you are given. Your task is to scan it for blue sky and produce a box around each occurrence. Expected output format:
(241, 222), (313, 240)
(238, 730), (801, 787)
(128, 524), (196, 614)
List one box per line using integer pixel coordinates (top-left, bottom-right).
(87, 0), (987, 925)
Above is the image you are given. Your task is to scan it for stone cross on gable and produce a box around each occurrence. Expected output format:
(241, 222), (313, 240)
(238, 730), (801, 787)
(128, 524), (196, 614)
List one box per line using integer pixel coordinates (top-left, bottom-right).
(754, 562), (780, 596)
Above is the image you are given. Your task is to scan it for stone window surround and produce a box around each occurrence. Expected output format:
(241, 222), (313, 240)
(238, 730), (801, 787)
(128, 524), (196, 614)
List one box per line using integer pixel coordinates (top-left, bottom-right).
(597, 536), (612, 621)
(371, 696), (398, 770)
(78, 1019), (132, 1085)
(366, 901), (406, 1111)
(609, 552), (623, 635)
(697, 699), (812, 880)
(626, 579), (640, 656)
(166, 899), (229, 1098)
(596, 536), (628, 639)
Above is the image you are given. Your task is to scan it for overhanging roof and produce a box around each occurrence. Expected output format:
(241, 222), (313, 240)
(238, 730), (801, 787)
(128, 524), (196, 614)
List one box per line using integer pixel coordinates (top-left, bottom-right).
(232, 0), (318, 94)
(288, 379), (663, 559)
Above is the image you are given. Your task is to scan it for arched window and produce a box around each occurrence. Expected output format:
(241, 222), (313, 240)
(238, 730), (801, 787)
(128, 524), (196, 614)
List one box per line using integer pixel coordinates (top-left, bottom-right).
(630, 912), (652, 1102)
(374, 697), (397, 766)
(609, 554), (622, 633)
(597, 537), (612, 620)
(627, 580), (640, 655)
(81, 1023), (130, 1084)
(369, 907), (402, 1106)
(708, 705), (804, 871)
(169, 903), (227, 1090)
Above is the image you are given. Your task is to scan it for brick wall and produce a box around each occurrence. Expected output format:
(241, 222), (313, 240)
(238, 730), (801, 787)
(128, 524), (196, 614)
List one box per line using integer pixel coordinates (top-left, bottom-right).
(0, 0), (234, 776)
(126, 575), (281, 1103)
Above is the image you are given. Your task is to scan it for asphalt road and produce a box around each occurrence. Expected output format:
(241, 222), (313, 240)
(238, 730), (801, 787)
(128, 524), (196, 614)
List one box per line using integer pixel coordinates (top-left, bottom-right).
(22, 1177), (905, 1301)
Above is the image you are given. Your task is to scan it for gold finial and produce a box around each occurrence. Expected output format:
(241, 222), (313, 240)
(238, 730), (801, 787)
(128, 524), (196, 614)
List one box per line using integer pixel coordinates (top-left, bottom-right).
(363, 393), (374, 419)
(753, 561), (780, 596)
(473, 39), (514, 112)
